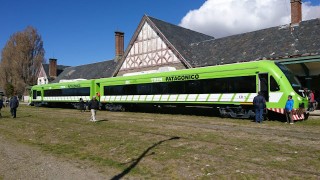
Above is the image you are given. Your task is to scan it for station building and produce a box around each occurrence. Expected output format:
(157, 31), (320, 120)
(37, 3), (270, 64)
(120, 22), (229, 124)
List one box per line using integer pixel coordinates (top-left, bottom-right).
(41, 0), (319, 95)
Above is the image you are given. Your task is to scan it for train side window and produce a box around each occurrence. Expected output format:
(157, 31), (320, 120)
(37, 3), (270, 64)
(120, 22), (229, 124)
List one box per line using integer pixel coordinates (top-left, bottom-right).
(137, 84), (151, 95)
(186, 80), (201, 94)
(123, 84), (136, 95)
(159, 83), (168, 94)
(77, 88), (90, 96)
(33, 90), (37, 99)
(212, 78), (228, 93)
(104, 86), (114, 95)
(151, 83), (161, 94)
(201, 79), (212, 93)
(113, 86), (124, 95)
(231, 76), (256, 93)
(168, 81), (185, 94)
(270, 76), (280, 91)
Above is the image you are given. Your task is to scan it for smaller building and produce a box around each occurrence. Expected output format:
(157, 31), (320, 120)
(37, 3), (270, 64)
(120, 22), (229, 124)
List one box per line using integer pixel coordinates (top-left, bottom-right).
(37, 58), (69, 85)
(51, 60), (117, 83)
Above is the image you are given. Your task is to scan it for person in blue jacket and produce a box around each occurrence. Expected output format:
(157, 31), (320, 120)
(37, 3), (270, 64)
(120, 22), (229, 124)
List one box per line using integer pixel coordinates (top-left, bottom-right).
(285, 95), (294, 124)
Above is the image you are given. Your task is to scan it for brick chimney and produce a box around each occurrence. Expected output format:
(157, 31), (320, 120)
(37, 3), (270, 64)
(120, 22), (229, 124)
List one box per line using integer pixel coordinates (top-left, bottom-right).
(115, 31), (124, 61)
(49, 58), (57, 78)
(290, 0), (302, 24)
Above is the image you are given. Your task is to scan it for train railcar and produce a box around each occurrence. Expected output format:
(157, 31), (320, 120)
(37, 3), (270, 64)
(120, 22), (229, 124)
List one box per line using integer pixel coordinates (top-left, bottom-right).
(30, 80), (95, 107)
(96, 60), (308, 120)
(31, 60), (308, 120)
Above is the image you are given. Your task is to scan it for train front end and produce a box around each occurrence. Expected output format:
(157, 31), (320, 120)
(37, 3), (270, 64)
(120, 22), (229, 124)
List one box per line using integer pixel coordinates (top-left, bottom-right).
(270, 63), (309, 120)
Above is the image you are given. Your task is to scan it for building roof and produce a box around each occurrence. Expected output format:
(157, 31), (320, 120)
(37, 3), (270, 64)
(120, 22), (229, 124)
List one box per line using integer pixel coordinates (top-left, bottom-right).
(188, 18), (320, 67)
(52, 60), (117, 83)
(42, 64), (70, 77)
(148, 16), (320, 67)
(53, 16), (319, 80)
(147, 16), (214, 67)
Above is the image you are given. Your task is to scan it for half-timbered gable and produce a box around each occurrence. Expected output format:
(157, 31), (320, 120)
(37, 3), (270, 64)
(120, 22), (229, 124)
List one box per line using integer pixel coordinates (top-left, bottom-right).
(120, 22), (180, 70)
(114, 15), (214, 76)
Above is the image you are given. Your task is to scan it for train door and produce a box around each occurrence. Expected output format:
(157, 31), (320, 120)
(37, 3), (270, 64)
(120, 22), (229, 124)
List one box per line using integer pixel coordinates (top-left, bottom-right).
(32, 90), (37, 99)
(95, 83), (100, 100)
(258, 73), (269, 101)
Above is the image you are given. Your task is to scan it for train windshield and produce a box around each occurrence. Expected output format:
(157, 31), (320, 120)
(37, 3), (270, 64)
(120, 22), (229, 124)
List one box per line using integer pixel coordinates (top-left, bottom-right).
(276, 63), (302, 95)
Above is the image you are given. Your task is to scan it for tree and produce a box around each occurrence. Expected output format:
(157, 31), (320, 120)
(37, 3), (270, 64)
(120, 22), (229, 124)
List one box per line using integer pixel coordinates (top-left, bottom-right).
(4, 83), (14, 97)
(0, 26), (45, 96)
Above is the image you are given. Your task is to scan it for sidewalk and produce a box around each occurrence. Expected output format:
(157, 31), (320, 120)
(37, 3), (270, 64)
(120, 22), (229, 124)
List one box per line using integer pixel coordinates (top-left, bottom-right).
(309, 110), (320, 116)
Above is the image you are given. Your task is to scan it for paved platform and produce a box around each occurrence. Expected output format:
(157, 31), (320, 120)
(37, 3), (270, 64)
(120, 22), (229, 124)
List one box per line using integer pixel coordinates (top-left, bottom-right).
(309, 110), (320, 116)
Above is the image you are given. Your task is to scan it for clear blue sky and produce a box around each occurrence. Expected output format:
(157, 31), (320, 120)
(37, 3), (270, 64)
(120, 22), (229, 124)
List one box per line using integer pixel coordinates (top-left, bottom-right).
(0, 0), (205, 66)
(1, 0), (319, 66)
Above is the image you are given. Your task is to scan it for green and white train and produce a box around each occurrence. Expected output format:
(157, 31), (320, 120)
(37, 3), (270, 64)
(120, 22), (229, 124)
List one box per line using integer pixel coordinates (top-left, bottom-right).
(31, 60), (309, 120)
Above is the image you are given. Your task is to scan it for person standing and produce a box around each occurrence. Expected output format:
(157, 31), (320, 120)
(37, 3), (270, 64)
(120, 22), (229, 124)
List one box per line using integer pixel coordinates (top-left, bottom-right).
(88, 96), (99, 122)
(0, 98), (4, 117)
(308, 90), (315, 111)
(79, 98), (85, 112)
(285, 95), (294, 124)
(9, 96), (19, 118)
(253, 91), (266, 123)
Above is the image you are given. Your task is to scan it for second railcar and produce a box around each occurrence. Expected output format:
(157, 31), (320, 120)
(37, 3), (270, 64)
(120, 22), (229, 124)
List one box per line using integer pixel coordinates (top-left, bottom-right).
(31, 80), (96, 107)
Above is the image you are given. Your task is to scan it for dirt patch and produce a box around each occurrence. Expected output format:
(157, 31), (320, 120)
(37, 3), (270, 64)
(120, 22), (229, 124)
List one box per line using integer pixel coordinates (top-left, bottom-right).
(0, 135), (112, 180)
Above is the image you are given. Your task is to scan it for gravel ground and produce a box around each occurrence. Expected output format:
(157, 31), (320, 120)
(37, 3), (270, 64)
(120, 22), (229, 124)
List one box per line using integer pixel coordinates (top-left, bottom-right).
(0, 135), (110, 180)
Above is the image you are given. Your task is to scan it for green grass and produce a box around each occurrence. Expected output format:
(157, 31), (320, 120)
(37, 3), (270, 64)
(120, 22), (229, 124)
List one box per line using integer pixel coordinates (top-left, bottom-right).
(0, 105), (320, 179)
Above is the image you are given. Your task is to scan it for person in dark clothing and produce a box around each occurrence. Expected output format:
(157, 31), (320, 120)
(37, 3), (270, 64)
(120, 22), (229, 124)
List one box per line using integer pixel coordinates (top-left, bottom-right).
(88, 96), (100, 122)
(9, 96), (19, 118)
(79, 98), (85, 112)
(253, 91), (266, 123)
(0, 98), (4, 117)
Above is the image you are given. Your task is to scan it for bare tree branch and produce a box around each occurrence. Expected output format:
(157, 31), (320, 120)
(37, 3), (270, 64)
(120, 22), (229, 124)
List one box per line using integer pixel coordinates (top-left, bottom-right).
(0, 26), (45, 96)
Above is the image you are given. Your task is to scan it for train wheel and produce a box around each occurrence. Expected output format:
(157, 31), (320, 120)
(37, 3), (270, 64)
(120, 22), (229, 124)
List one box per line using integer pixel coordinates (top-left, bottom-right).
(119, 105), (126, 112)
(219, 108), (229, 118)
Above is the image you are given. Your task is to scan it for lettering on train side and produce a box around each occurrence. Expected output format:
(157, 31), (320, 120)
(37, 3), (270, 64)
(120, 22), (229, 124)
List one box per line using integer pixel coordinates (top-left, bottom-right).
(151, 77), (162, 82)
(67, 84), (81, 88)
(165, 74), (199, 82)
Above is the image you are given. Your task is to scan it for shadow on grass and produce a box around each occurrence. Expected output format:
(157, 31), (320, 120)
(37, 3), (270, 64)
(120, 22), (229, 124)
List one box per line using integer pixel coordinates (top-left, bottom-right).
(111, 136), (180, 180)
(95, 119), (108, 122)
(0, 115), (31, 119)
(19, 115), (32, 118)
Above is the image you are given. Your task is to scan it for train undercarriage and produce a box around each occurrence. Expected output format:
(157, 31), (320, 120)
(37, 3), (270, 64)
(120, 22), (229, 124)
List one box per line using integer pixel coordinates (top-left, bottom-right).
(103, 103), (307, 121)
